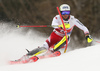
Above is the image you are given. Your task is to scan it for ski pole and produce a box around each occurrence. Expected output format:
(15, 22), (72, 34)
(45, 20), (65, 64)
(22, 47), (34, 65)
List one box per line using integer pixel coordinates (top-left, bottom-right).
(16, 25), (59, 28)
(56, 7), (68, 53)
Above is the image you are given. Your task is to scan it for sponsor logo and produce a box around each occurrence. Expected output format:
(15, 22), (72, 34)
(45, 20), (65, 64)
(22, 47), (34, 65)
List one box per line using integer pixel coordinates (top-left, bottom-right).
(63, 6), (68, 9)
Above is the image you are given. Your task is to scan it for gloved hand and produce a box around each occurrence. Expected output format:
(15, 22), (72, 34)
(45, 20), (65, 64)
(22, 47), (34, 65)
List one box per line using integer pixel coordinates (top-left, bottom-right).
(58, 23), (70, 29)
(85, 34), (93, 43)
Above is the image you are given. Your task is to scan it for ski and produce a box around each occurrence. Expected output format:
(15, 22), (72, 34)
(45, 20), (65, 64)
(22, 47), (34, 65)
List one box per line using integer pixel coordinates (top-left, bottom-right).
(39, 51), (61, 59)
(9, 51), (61, 65)
(9, 56), (38, 65)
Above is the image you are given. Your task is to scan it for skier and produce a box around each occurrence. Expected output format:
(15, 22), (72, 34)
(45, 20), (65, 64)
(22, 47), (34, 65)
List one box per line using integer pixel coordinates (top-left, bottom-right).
(15, 4), (93, 62)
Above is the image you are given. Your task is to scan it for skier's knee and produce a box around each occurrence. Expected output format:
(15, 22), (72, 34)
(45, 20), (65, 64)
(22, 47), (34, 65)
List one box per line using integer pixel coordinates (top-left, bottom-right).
(42, 42), (49, 49)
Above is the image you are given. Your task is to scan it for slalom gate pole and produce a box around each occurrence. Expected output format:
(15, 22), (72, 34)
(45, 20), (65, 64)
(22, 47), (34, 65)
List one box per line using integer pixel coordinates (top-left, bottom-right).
(56, 7), (68, 53)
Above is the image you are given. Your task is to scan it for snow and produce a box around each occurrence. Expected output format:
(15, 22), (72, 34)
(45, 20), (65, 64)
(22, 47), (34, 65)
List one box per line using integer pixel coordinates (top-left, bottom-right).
(0, 23), (100, 71)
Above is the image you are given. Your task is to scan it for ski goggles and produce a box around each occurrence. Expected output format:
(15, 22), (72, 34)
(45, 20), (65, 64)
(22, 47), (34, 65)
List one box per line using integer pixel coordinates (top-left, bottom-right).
(61, 11), (70, 15)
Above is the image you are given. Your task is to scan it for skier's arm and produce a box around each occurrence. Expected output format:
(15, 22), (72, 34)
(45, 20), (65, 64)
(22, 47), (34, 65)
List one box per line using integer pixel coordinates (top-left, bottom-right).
(74, 19), (93, 43)
(74, 19), (89, 34)
(51, 16), (59, 28)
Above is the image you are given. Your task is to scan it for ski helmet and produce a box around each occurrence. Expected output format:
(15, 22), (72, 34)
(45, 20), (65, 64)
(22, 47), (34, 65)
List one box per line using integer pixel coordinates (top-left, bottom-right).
(59, 4), (70, 11)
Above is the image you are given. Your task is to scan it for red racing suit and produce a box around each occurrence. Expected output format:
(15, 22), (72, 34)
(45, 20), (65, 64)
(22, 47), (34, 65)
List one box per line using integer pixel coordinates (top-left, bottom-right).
(42, 15), (89, 50)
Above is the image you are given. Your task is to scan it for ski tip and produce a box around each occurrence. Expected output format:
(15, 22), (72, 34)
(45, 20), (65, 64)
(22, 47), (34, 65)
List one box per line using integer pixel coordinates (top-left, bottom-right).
(8, 61), (17, 65)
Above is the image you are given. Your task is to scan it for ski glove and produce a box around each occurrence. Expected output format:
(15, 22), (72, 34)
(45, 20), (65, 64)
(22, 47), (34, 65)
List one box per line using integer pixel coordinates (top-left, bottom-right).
(58, 23), (70, 29)
(85, 34), (93, 43)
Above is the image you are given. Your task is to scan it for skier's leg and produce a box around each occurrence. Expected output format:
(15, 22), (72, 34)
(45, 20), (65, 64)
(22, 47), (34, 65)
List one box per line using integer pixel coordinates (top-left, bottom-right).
(27, 47), (47, 56)
(53, 36), (69, 51)
(15, 42), (49, 62)
(27, 31), (63, 56)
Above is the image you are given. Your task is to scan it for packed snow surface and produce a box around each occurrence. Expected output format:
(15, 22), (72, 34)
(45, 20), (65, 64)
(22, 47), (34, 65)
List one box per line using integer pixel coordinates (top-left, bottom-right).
(0, 23), (100, 71)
